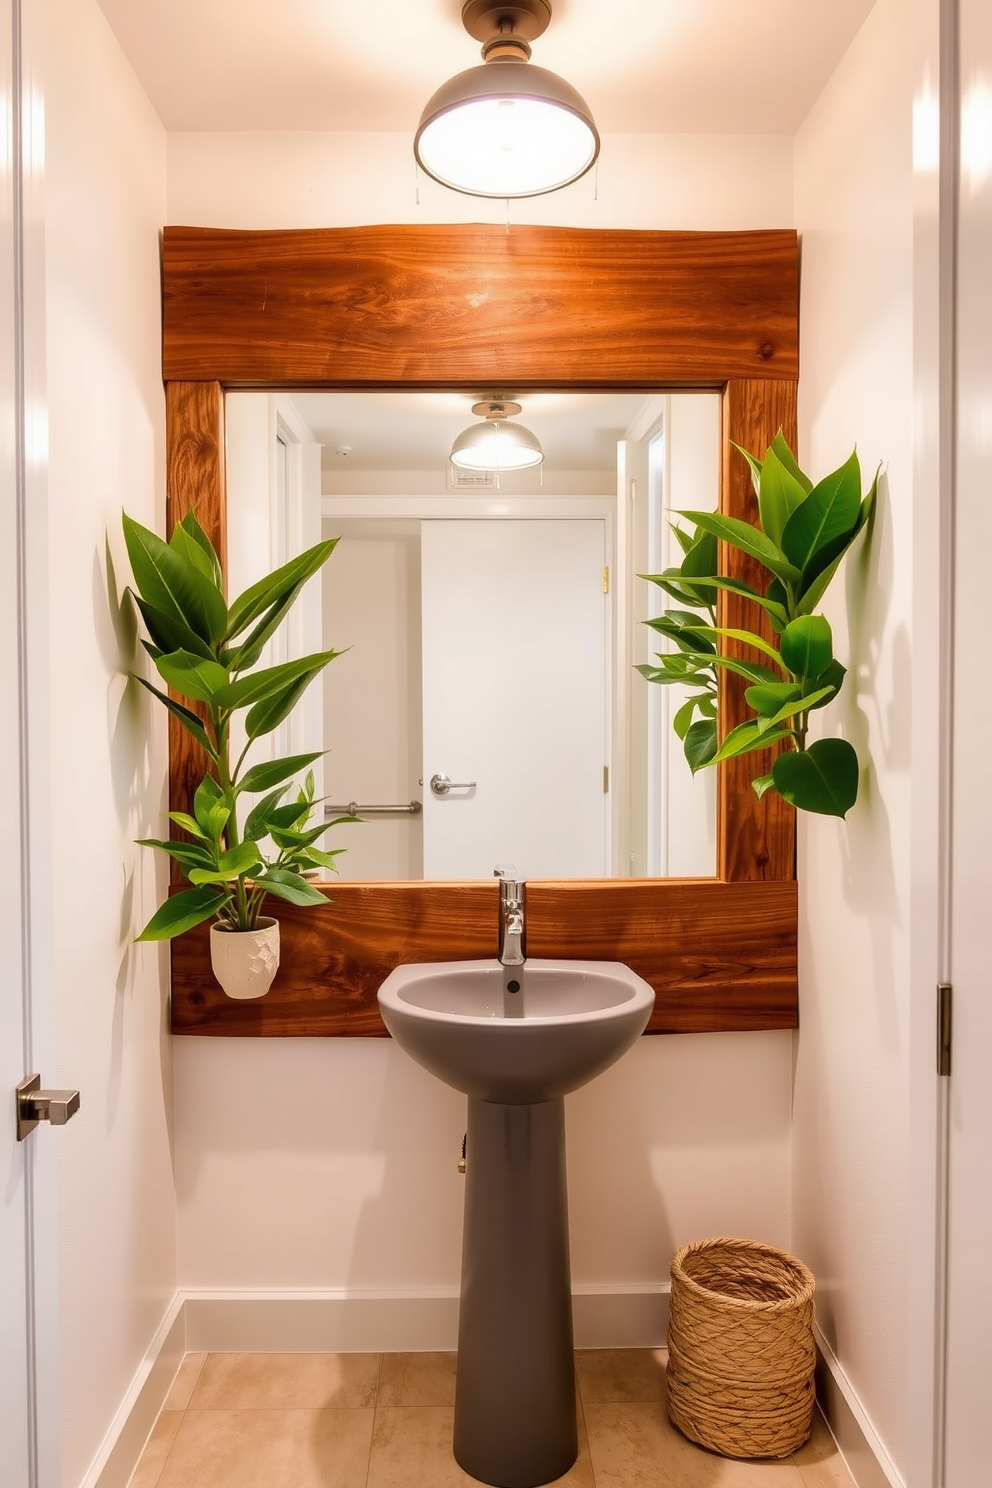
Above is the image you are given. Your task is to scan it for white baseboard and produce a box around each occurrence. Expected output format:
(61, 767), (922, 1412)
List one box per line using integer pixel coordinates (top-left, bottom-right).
(85, 1295), (185, 1488)
(82, 1290), (897, 1488)
(814, 1326), (905, 1488)
(183, 1282), (671, 1353)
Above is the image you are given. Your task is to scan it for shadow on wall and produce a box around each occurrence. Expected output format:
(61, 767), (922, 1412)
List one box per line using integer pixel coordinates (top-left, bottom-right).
(839, 466), (908, 1046)
(98, 535), (172, 1127)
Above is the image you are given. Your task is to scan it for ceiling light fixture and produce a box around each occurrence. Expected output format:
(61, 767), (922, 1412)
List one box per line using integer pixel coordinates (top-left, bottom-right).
(449, 400), (545, 471)
(414, 0), (599, 199)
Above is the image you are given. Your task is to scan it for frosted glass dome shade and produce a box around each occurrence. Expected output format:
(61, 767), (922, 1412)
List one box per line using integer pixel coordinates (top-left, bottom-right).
(415, 60), (599, 198)
(450, 416), (544, 472)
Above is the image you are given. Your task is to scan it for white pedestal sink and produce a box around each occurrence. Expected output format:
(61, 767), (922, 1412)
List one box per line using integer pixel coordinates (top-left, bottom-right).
(378, 958), (654, 1488)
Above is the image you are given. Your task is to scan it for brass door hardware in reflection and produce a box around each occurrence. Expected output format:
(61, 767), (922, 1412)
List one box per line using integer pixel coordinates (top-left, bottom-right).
(16, 1074), (81, 1141)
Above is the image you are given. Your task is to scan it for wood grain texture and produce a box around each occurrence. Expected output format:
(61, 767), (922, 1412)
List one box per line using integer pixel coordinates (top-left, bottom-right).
(162, 224), (801, 1038)
(717, 380), (798, 882)
(162, 224), (799, 387)
(165, 382), (227, 873)
(170, 879), (798, 1037)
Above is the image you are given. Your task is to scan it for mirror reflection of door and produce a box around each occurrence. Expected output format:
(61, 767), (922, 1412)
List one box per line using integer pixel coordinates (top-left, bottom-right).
(420, 518), (608, 880)
(225, 390), (719, 882)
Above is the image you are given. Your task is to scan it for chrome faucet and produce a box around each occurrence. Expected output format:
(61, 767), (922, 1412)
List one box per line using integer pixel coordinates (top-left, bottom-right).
(494, 865), (526, 968)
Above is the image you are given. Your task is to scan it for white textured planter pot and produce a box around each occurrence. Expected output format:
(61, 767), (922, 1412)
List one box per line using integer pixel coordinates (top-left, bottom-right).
(209, 917), (280, 1000)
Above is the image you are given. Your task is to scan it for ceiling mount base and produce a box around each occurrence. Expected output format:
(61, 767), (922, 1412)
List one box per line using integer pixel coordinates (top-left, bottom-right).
(461, 0), (552, 45)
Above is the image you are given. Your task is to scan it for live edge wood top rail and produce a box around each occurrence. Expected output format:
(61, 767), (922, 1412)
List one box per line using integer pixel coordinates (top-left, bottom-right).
(163, 223), (799, 1039)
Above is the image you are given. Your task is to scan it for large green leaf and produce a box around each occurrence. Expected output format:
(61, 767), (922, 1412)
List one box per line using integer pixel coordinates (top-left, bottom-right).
(131, 593), (216, 661)
(650, 573), (790, 629)
(210, 650), (343, 712)
(242, 786), (290, 842)
(708, 655), (781, 686)
(134, 884), (229, 941)
(188, 840), (262, 885)
(174, 510), (224, 589)
(731, 441), (764, 498)
(768, 431), (813, 494)
(301, 847), (345, 870)
(772, 738), (860, 817)
(709, 719), (795, 765)
(132, 675), (217, 760)
(779, 615), (834, 679)
(245, 669), (325, 740)
(673, 695), (704, 740)
(752, 685), (836, 732)
(153, 649), (230, 705)
(807, 658), (847, 709)
(745, 682), (804, 716)
(135, 837), (217, 873)
(645, 611), (717, 654)
(268, 820), (333, 852)
(122, 513), (228, 644)
(757, 446), (808, 547)
(637, 660), (714, 686)
(225, 539), (338, 639)
(166, 810), (209, 841)
(223, 582), (304, 672)
(253, 866), (329, 907)
(797, 473), (877, 611)
(680, 509), (801, 585)
(684, 624), (787, 671)
(684, 718), (718, 772)
(780, 450), (862, 576)
(169, 517), (223, 589)
(238, 751), (324, 794)
(670, 522), (696, 557)
(193, 775), (230, 839)
(678, 529), (720, 608)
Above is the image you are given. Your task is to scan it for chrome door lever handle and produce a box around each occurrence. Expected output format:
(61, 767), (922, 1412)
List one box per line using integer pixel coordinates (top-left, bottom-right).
(16, 1074), (81, 1141)
(430, 773), (477, 796)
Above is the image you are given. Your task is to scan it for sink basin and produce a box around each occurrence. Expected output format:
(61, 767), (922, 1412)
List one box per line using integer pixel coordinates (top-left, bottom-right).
(377, 957), (654, 1104)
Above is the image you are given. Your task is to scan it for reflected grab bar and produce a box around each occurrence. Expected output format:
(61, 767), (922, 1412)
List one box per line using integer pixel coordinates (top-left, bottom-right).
(325, 800), (423, 817)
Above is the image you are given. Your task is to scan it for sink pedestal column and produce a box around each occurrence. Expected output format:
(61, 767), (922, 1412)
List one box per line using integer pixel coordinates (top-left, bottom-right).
(454, 1096), (577, 1488)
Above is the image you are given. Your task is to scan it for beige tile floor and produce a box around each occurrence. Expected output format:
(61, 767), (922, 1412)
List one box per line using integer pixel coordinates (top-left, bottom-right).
(128, 1350), (856, 1488)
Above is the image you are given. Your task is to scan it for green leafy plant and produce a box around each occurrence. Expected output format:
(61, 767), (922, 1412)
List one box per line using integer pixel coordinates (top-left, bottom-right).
(638, 433), (876, 818)
(122, 510), (350, 939)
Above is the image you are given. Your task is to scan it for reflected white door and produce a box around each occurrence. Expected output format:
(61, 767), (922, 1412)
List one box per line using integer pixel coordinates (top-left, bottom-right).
(421, 519), (609, 880)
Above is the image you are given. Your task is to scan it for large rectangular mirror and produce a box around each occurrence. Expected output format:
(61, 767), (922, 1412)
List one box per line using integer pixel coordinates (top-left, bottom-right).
(225, 388), (721, 882)
(163, 223), (800, 1037)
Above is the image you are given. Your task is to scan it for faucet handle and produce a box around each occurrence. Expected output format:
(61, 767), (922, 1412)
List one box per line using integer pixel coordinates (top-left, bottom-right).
(493, 863), (518, 882)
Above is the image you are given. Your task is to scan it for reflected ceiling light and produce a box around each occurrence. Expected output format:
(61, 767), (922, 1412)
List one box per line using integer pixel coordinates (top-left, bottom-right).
(450, 400), (545, 471)
(414, 0), (599, 199)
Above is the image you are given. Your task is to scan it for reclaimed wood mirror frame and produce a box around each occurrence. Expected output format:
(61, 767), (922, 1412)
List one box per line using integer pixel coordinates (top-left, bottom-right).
(163, 223), (799, 1038)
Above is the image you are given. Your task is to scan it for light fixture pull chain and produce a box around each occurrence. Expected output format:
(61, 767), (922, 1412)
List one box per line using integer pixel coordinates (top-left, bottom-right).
(414, 157), (421, 206)
(505, 197), (510, 234)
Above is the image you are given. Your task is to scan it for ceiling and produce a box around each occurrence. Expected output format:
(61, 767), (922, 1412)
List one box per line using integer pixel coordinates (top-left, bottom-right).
(98, 1), (875, 475)
(286, 390), (653, 476)
(96, 0), (876, 136)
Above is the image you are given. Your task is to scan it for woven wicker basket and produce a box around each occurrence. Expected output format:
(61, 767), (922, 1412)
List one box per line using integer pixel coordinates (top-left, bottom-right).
(666, 1237), (816, 1459)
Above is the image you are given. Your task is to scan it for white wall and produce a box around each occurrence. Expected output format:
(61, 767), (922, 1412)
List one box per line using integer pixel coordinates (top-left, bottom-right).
(792, 0), (916, 1478)
(167, 131), (794, 230)
(168, 129), (800, 1320)
(43, 0), (173, 1482)
(176, 1033), (792, 1298)
(321, 523), (424, 881)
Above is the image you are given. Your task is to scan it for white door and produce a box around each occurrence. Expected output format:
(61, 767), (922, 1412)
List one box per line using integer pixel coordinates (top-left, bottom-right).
(943, 0), (992, 1476)
(2, 0), (37, 1472)
(421, 519), (609, 880)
